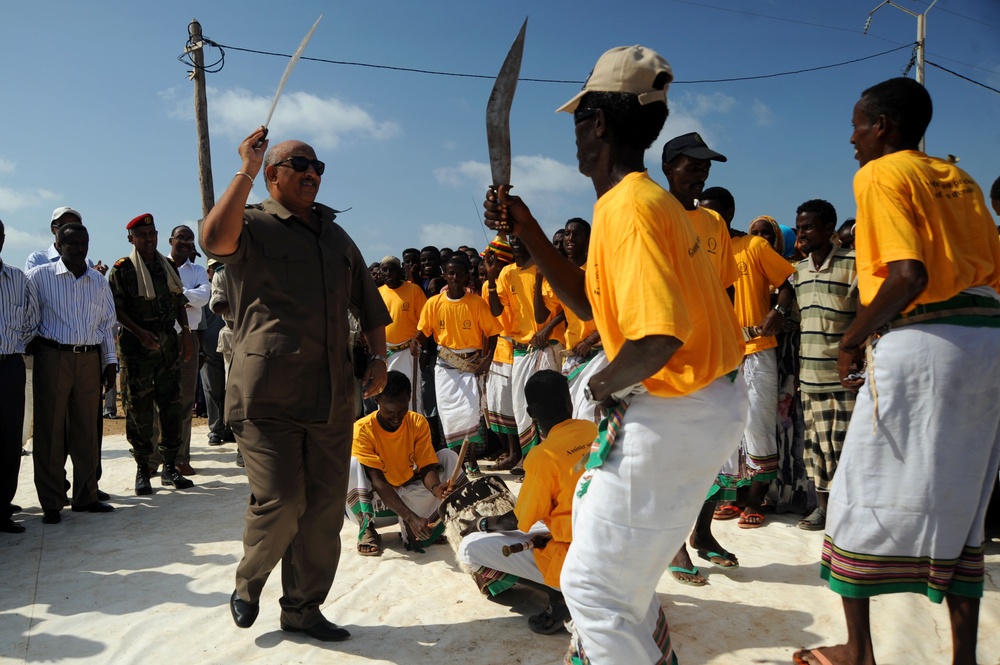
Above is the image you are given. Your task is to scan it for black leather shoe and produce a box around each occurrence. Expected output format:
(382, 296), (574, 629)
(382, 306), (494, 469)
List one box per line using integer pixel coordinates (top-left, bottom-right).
(161, 464), (194, 489)
(135, 465), (153, 496)
(208, 433), (224, 445)
(97, 490), (110, 501)
(71, 501), (115, 513)
(1, 518), (26, 533)
(280, 617), (351, 642)
(222, 428), (237, 443)
(42, 510), (61, 524)
(230, 590), (259, 628)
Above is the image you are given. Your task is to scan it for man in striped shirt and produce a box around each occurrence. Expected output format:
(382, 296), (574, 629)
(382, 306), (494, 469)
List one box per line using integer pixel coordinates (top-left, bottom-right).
(25, 222), (117, 524)
(791, 199), (857, 531)
(1, 219), (30, 533)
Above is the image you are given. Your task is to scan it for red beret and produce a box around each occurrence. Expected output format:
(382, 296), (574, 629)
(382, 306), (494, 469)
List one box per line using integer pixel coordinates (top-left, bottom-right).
(126, 213), (154, 230)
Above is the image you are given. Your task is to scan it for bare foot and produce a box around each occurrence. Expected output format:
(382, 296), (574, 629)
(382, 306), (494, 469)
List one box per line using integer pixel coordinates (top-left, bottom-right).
(792, 644), (875, 665)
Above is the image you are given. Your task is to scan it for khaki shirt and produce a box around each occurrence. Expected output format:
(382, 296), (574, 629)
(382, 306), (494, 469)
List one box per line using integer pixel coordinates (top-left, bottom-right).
(203, 197), (390, 423)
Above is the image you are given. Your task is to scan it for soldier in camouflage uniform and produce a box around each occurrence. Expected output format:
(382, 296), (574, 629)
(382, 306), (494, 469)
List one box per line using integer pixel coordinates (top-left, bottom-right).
(107, 213), (195, 495)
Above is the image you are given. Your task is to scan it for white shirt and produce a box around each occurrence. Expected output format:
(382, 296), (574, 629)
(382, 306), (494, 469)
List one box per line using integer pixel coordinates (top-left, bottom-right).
(25, 261), (117, 367)
(175, 258), (210, 330)
(0, 261), (30, 355)
(25, 243), (93, 272)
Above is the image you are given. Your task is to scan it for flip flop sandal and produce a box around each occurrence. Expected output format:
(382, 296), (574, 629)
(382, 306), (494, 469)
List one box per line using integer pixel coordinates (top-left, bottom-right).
(668, 565), (708, 586)
(357, 531), (382, 557)
(696, 549), (739, 568)
(527, 602), (571, 635)
(737, 510), (765, 529)
(712, 505), (742, 520)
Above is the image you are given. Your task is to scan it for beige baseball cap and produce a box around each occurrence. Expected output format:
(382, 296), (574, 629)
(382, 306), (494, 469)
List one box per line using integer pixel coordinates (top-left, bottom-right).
(556, 45), (673, 114)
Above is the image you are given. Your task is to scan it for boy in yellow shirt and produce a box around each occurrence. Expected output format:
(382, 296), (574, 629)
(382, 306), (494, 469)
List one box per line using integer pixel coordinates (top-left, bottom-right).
(458, 370), (596, 634)
(347, 371), (460, 555)
(378, 256), (427, 412)
(417, 254), (501, 475)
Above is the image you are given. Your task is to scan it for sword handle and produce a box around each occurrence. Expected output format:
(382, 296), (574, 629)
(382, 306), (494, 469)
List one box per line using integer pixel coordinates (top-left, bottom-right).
(253, 126), (269, 150)
(490, 185), (511, 237)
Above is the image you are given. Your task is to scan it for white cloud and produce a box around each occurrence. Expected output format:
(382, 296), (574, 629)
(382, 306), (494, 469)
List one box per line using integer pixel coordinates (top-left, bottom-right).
(205, 87), (399, 150)
(2, 225), (50, 252)
(0, 157), (15, 174)
(752, 98), (775, 126)
(0, 187), (59, 213)
(687, 92), (737, 116)
(419, 223), (479, 250)
(434, 154), (588, 199)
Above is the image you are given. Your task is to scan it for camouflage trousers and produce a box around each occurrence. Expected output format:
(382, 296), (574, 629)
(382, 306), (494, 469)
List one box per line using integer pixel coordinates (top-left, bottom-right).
(120, 333), (184, 465)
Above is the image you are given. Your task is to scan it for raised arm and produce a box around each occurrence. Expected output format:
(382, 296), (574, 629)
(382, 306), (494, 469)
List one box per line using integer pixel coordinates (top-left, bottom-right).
(201, 127), (269, 256)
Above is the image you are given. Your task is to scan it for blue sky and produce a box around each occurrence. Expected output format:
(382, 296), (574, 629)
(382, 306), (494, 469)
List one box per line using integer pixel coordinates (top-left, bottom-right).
(1, 1), (998, 269)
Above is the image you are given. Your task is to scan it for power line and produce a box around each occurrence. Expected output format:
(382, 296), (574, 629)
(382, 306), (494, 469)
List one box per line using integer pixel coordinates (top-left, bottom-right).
(926, 60), (1000, 94)
(206, 41), (915, 86)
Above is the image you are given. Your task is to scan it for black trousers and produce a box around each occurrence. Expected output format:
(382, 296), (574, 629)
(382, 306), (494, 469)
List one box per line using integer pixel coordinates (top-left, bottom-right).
(0, 354), (26, 519)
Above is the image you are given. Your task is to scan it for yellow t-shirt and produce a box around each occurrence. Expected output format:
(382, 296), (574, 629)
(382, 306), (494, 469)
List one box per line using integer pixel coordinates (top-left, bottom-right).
(495, 263), (566, 345)
(380, 282), (427, 345)
(853, 150), (1000, 308)
(417, 292), (502, 350)
(515, 418), (595, 589)
(352, 411), (438, 488)
(732, 234), (795, 355)
(687, 206), (738, 289)
(540, 273), (598, 349)
(585, 171), (744, 397)
(482, 282), (515, 364)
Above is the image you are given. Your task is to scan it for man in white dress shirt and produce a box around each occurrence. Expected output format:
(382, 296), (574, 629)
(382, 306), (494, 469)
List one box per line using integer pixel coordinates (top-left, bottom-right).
(25, 222), (117, 524)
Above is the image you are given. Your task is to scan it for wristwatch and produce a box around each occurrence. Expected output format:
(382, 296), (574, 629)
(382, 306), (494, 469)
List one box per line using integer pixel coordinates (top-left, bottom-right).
(772, 303), (789, 316)
(479, 517), (489, 533)
(369, 354), (387, 365)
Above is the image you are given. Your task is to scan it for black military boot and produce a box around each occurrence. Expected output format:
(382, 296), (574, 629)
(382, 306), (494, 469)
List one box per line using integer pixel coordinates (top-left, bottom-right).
(135, 464), (153, 496)
(161, 464), (194, 490)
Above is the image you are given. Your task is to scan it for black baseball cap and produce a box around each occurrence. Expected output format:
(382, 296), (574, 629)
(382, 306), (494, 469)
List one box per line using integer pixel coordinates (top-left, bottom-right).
(661, 132), (727, 165)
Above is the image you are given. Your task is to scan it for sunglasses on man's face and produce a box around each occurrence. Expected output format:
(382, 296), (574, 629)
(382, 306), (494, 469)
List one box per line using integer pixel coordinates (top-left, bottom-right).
(274, 156), (326, 176)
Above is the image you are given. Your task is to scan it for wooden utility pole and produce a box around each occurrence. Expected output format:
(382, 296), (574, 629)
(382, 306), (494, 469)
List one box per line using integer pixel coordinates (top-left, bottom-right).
(187, 19), (215, 217)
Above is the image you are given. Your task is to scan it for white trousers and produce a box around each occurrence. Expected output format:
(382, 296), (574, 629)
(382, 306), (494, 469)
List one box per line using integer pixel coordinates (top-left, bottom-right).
(561, 377), (747, 664)
(457, 521), (551, 587)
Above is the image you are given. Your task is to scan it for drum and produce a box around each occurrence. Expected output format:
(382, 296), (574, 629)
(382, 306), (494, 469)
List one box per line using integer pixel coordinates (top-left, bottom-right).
(437, 475), (517, 568)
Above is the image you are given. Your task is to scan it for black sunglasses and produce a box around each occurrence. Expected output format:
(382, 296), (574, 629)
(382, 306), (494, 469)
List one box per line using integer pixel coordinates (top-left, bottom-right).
(274, 156), (326, 176)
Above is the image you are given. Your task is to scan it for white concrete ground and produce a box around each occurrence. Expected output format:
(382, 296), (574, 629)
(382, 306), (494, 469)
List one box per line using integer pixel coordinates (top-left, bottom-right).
(2, 425), (998, 665)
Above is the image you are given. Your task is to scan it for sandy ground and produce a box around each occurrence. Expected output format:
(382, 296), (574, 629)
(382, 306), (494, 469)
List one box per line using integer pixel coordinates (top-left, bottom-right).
(2, 422), (999, 665)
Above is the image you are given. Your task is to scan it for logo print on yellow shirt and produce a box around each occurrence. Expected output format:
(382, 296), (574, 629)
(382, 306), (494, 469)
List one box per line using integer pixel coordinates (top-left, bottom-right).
(402, 302), (410, 311)
(462, 319), (472, 330)
(737, 261), (748, 275)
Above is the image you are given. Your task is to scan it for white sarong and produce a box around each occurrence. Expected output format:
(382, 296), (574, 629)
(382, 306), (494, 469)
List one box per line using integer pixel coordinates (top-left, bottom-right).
(567, 350), (609, 424)
(561, 376), (748, 664)
(822, 323), (1000, 601)
(511, 344), (560, 453)
(434, 350), (482, 448)
(458, 521), (552, 588)
(742, 348), (779, 480)
(386, 341), (421, 413)
(485, 360), (516, 435)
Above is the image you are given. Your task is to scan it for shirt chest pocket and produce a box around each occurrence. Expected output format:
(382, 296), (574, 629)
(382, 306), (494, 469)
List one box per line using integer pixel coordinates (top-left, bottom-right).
(262, 244), (309, 293)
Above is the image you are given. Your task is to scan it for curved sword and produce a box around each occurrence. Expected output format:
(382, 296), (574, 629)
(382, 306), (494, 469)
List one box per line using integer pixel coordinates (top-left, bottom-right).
(486, 18), (527, 233)
(255, 14), (323, 146)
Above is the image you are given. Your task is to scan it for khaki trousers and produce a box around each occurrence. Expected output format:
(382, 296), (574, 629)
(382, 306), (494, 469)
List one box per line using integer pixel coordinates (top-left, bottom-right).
(232, 412), (352, 628)
(32, 345), (101, 511)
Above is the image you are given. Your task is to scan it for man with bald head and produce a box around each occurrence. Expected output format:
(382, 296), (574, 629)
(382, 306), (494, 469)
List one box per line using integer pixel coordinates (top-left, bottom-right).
(201, 129), (390, 642)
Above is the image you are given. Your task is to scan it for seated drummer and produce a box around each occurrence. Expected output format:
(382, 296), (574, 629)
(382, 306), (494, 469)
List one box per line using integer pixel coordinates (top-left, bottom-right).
(457, 370), (597, 634)
(347, 370), (462, 556)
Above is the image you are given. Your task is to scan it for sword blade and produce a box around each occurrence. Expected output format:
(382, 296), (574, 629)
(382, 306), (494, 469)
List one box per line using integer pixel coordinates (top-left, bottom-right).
(486, 18), (527, 188)
(262, 14), (323, 130)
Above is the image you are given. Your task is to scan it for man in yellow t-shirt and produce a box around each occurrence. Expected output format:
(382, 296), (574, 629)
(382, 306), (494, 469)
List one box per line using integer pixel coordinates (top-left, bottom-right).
(661, 132), (744, 582)
(536, 218), (607, 423)
(488, 236), (564, 456)
(481, 240), (522, 470)
(728, 229), (794, 528)
(347, 370), (460, 556)
(378, 256), (427, 412)
(417, 254), (501, 475)
(458, 370), (595, 634)
(796, 78), (1000, 665)
(483, 45), (747, 665)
